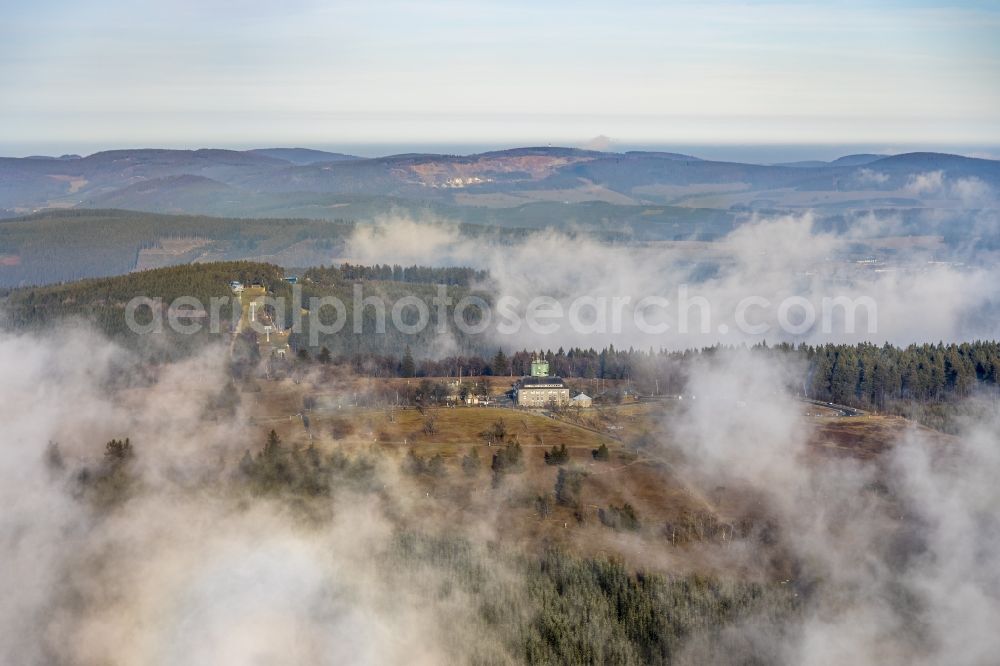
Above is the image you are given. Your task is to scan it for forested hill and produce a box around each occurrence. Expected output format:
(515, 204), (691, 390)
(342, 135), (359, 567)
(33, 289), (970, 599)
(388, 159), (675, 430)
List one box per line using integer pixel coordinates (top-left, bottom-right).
(0, 259), (497, 356)
(0, 261), (288, 340)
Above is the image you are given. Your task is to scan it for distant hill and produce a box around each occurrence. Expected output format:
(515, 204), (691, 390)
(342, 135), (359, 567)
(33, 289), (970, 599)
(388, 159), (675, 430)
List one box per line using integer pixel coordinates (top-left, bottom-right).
(624, 150), (703, 161)
(472, 146), (611, 159)
(0, 209), (354, 287)
(247, 147), (361, 164)
(829, 154), (888, 167)
(0, 148), (283, 211)
(0, 208), (546, 288)
(867, 152), (1000, 175)
(776, 154), (889, 168)
(0, 146), (996, 226)
(773, 160), (830, 168)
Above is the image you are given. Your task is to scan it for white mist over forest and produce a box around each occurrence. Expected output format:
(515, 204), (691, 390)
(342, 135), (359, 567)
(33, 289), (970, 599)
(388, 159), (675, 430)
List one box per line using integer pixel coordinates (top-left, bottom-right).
(2, 325), (999, 664)
(342, 207), (1000, 353)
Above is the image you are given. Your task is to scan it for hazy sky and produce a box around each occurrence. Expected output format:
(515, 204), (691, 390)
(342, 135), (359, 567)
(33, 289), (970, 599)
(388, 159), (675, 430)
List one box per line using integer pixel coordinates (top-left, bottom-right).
(2, 0), (999, 154)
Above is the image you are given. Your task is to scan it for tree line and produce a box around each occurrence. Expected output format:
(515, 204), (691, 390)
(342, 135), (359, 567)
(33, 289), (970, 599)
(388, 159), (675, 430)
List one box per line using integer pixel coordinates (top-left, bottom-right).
(303, 262), (488, 287)
(800, 340), (999, 407)
(300, 340), (1000, 415)
(431, 342), (1000, 402)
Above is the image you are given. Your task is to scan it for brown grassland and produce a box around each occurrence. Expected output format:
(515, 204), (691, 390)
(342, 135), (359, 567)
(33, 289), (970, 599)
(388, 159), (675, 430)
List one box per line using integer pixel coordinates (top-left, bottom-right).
(213, 373), (946, 580)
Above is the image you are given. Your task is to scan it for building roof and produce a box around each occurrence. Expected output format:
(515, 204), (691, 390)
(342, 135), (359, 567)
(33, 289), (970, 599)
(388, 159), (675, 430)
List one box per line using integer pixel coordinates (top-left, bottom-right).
(571, 393), (592, 401)
(518, 376), (566, 387)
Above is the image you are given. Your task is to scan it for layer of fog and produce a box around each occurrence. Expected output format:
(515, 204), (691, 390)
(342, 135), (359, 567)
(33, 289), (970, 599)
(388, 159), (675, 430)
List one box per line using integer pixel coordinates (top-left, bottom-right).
(0, 328), (485, 666)
(342, 206), (1000, 353)
(3, 318), (999, 665)
(667, 352), (1000, 665)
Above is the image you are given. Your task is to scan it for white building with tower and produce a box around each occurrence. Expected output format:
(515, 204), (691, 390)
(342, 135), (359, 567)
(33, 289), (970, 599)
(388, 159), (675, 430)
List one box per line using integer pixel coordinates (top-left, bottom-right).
(513, 358), (570, 408)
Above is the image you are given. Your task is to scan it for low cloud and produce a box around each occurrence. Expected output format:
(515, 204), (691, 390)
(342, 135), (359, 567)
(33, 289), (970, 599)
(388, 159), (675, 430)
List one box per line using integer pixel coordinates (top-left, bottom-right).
(904, 171), (996, 207)
(855, 168), (889, 186)
(342, 212), (1000, 351)
(950, 176), (994, 207)
(906, 170), (946, 196)
(0, 328), (493, 665)
(666, 351), (1000, 665)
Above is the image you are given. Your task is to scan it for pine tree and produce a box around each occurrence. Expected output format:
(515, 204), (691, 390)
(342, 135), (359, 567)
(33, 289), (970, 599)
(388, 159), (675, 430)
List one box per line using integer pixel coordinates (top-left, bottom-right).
(462, 447), (482, 476)
(491, 439), (524, 485)
(45, 441), (65, 472)
(830, 349), (859, 403)
(105, 437), (133, 464)
(426, 454), (447, 477)
(480, 419), (507, 446)
(263, 429), (282, 459)
(592, 443), (610, 461)
(491, 348), (509, 376)
(401, 346), (416, 378)
(555, 468), (585, 507)
(544, 443), (570, 465)
(239, 449), (256, 476)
